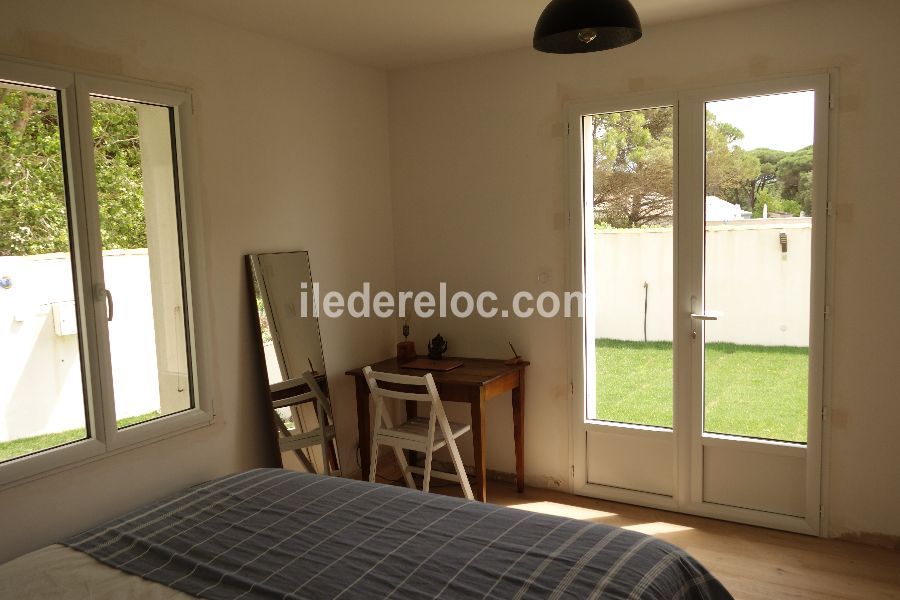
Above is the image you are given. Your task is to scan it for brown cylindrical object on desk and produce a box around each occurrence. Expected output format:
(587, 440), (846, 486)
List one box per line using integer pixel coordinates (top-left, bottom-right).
(397, 341), (417, 363)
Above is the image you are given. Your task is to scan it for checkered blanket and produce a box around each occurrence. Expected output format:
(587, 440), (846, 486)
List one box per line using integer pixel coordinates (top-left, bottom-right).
(66, 469), (732, 599)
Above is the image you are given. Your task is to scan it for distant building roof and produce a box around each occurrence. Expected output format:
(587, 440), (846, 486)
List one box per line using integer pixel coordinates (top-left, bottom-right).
(706, 195), (751, 222)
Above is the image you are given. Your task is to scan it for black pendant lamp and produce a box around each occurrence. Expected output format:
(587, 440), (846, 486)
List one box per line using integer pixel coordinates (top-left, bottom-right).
(533, 0), (642, 54)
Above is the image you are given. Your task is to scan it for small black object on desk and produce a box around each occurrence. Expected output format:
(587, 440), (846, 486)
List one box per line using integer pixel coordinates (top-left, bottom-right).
(427, 333), (448, 360)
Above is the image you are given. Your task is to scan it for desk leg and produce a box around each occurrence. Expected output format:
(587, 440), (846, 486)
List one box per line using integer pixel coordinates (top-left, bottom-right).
(512, 371), (525, 493)
(355, 377), (371, 480)
(471, 392), (487, 501)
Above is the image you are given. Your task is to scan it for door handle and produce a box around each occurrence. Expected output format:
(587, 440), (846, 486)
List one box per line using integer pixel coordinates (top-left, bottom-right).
(690, 311), (721, 321)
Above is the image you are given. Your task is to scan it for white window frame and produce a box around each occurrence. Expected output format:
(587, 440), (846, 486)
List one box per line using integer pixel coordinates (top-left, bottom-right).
(0, 57), (211, 487)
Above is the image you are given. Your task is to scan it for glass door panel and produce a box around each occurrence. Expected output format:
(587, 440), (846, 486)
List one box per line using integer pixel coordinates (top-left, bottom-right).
(0, 82), (89, 461)
(703, 91), (815, 443)
(589, 106), (674, 428)
(89, 97), (192, 429)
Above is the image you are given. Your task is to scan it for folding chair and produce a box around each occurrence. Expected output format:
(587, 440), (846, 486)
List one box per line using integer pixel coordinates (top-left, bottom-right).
(363, 366), (473, 499)
(271, 371), (340, 476)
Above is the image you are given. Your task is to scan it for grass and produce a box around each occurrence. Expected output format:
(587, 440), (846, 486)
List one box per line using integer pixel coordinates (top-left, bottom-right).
(0, 411), (161, 462)
(595, 339), (675, 428)
(595, 338), (808, 443)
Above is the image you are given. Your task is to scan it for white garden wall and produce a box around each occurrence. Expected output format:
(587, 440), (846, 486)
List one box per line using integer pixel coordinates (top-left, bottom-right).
(594, 218), (812, 347)
(0, 251), (162, 442)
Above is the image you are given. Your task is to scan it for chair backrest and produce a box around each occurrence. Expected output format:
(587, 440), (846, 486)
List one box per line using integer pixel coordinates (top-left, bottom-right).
(271, 374), (332, 413)
(362, 367), (441, 406)
(301, 371), (332, 414)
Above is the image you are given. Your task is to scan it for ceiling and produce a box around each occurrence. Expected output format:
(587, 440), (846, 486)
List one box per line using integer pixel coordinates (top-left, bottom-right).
(154, 0), (792, 70)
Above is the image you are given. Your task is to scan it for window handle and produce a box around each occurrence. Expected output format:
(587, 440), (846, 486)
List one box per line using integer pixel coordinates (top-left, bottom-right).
(105, 289), (114, 322)
(94, 284), (114, 322)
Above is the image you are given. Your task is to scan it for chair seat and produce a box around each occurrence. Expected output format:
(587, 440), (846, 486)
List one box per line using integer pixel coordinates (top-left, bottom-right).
(376, 416), (471, 451)
(272, 395), (316, 410)
(278, 425), (336, 453)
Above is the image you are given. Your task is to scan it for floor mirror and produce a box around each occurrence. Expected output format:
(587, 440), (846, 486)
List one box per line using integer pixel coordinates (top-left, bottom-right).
(247, 251), (340, 474)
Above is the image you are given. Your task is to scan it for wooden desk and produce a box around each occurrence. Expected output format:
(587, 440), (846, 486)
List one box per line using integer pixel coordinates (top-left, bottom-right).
(346, 356), (528, 502)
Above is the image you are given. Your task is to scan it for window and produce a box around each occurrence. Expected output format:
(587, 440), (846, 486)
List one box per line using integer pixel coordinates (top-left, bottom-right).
(587, 105), (675, 429)
(702, 91), (816, 443)
(0, 60), (206, 484)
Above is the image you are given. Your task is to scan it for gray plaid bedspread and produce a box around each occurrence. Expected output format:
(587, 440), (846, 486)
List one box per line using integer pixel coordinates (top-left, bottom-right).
(65, 468), (732, 599)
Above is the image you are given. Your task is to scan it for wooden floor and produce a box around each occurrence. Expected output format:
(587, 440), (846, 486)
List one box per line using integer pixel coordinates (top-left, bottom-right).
(366, 467), (900, 600)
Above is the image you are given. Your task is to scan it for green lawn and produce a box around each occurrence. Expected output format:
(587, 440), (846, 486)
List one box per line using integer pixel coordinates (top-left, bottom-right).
(0, 412), (161, 462)
(595, 338), (808, 443)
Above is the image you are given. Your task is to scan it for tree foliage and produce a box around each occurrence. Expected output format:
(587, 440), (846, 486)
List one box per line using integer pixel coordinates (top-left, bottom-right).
(751, 189), (802, 218)
(593, 108), (814, 228)
(0, 89), (69, 255)
(775, 146), (814, 210)
(92, 100), (147, 250)
(704, 114), (760, 203)
(723, 147), (788, 210)
(592, 108), (673, 228)
(723, 145), (814, 215)
(0, 88), (146, 257)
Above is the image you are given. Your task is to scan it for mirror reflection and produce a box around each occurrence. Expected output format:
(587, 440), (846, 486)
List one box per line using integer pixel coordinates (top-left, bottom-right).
(248, 251), (339, 475)
(250, 252), (325, 383)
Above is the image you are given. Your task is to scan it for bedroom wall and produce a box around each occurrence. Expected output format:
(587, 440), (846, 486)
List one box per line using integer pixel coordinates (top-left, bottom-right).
(387, 0), (900, 541)
(0, 0), (396, 562)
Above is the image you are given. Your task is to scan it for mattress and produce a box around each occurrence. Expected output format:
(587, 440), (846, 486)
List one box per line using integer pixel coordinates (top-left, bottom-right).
(2, 469), (732, 599)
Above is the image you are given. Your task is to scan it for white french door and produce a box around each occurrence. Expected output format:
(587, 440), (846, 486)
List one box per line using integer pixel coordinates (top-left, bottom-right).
(569, 74), (831, 534)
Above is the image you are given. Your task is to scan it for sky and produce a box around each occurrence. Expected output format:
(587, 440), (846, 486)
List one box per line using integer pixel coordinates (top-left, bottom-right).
(706, 90), (815, 152)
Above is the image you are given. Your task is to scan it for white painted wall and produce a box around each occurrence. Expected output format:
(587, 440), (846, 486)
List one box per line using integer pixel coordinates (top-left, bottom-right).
(388, 0), (900, 540)
(0, 0), (396, 562)
(595, 220), (812, 347)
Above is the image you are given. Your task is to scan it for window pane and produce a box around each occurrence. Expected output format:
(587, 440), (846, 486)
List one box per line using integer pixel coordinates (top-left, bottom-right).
(703, 91), (814, 443)
(0, 83), (89, 462)
(589, 107), (675, 428)
(90, 97), (192, 428)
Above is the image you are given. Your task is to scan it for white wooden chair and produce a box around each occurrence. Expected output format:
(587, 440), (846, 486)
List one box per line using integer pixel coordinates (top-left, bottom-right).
(363, 366), (474, 500)
(271, 371), (340, 476)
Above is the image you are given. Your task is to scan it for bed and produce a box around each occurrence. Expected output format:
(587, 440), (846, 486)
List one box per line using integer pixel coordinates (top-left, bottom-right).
(0, 469), (732, 599)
